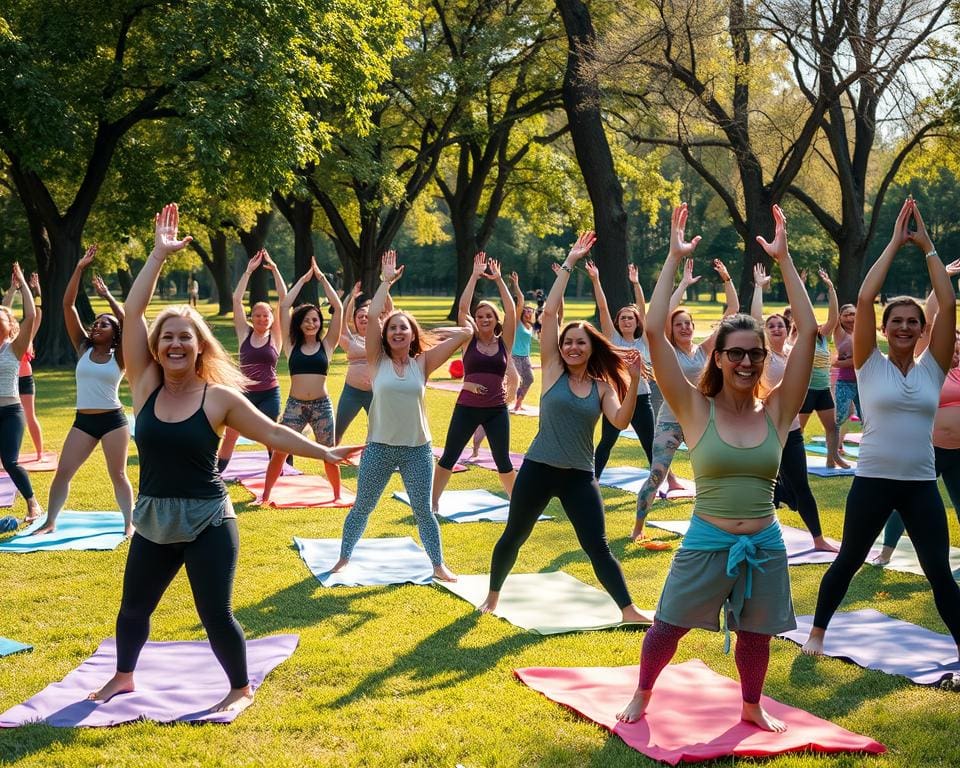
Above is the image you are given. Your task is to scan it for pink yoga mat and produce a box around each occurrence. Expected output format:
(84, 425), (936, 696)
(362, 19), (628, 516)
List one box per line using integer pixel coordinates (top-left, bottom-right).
(431, 447), (467, 472)
(463, 446), (523, 472)
(659, 477), (696, 499)
(515, 660), (884, 764)
(240, 476), (355, 508)
(220, 450), (303, 482)
(14, 451), (58, 472)
(0, 635), (298, 727)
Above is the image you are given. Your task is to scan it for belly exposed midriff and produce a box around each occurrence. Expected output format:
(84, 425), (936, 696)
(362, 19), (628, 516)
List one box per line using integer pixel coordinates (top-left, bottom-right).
(934, 406), (960, 450)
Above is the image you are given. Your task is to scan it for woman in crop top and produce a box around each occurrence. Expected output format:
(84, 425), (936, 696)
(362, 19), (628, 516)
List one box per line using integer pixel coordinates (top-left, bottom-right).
(803, 199), (960, 661)
(331, 250), (474, 582)
(630, 257), (740, 542)
(335, 281), (393, 444)
(586, 260), (655, 475)
(618, 204), (816, 733)
(750, 264), (836, 553)
(0, 263), (41, 523)
(215, 249), (286, 473)
(87, 204), (362, 712)
(433, 252), (517, 510)
(477, 233), (651, 624)
(259, 258), (343, 505)
(32, 246), (135, 537)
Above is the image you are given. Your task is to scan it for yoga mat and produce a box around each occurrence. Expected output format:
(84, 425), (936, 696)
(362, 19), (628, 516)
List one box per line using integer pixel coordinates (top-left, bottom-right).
(515, 659), (885, 764)
(872, 535), (960, 579)
(597, 466), (696, 499)
(0, 638), (32, 657)
(645, 521), (851, 566)
(240, 475), (354, 508)
(805, 443), (860, 459)
(780, 610), (960, 685)
(15, 451), (58, 472)
(219, 450), (303, 481)
(294, 536), (434, 587)
(393, 489), (551, 523)
(0, 474), (16, 507)
(425, 380), (463, 393)
(437, 572), (647, 634)
(430, 447), (467, 472)
(509, 404), (539, 417)
(462, 447), (523, 472)
(0, 635), (298, 727)
(811, 434), (862, 446)
(806, 455), (856, 477)
(0, 511), (126, 553)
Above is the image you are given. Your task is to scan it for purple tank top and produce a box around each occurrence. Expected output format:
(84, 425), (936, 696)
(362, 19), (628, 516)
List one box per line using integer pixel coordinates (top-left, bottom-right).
(458, 337), (507, 408)
(240, 331), (279, 392)
(835, 333), (855, 382)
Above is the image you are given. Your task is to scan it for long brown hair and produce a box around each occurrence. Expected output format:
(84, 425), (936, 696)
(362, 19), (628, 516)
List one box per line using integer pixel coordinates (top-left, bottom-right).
(380, 310), (425, 358)
(699, 314), (765, 397)
(559, 321), (629, 399)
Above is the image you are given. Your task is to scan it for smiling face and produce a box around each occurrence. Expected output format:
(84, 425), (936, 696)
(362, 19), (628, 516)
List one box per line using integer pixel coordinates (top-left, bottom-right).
(670, 311), (694, 346)
(383, 312), (416, 357)
(250, 303), (274, 335)
(474, 303), (500, 339)
(839, 305), (856, 333)
(616, 308), (640, 339)
(765, 315), (787, 345)
(156, 316), (203, 374)
(715, 329), (767, 393)
(299, 309), (321, 340)
(560, 325), (592, 368)
(89, 314), (119, 346)
(0, 308), (13, 341)
(881, 303), (924, 355)
(354, 305), (370, 335)
(520, 306), (534, 327)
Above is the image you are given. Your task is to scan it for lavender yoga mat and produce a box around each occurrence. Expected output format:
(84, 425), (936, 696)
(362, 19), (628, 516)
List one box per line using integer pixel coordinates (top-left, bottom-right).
(0, 635), (299, 727)
(0, 474), (15, 507)
(462, 446), (523, 472)
(220, 450), (303, 481)
(780, 610), (960, 685)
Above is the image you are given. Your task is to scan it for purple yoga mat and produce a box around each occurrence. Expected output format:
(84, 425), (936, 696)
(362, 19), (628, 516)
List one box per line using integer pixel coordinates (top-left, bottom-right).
(0, 474), (15, 507)
(220, 450), (302, 482)
(780, 610), (960, 685)
(0, 634), (299, 727)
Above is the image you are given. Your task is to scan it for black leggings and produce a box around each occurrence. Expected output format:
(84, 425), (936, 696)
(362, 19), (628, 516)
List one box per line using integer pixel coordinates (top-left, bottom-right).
(438, 404), (513, 473)
(813, 476), (960, 644)
(0, 403), (34, 499)
(116, 520), (248, 688)
(775, 428), (823, 538)
(594, 393), (654, 477)
(488, 460), (633, 608)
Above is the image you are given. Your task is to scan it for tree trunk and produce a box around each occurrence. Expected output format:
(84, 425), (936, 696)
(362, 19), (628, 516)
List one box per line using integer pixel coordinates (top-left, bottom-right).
(737, 179), (776, 306)
(447, 212), (480, 320)
(273, 193), (318, 306)
(116, 267), (132, 299)
(555, 0), (631, 317)
(237, 209), (276, 308)
(190, 232), (232, 315)
(35, 230), (91, 366)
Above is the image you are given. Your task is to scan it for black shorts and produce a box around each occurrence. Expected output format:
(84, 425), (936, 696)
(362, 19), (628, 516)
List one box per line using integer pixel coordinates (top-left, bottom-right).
(73, 409), (128, 440)
(799, 387), (835, 415)
(18, 375), (35, 396)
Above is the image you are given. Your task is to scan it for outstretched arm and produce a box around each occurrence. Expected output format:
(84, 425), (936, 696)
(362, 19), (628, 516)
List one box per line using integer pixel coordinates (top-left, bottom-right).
(232, 252), (261, 342)
(509, 272), (524, 316)
(913, 203), (956, 372)
(700, 259), (739, 356)
(260, 250), (285, 353)
(279, 267), (314, 358)
(458, 253), (486, 324)
(366, 251), (402, 367)
(424, 320), (476, 376)
(341, 282), (360, 343)
(92, 275), (124, 323)
(750, 263), (771, 325)
(541, 233), (596, 376)
(315, 259), (343, 355)
(585, 260), (615, 339)
(485, 258), (516, 351)
(600, 351), (644, 429)
(819, 267), (839, 337)
(63, 246), (98, 351)
(8, 264), (35, 361)
(628, 264), (647, 329)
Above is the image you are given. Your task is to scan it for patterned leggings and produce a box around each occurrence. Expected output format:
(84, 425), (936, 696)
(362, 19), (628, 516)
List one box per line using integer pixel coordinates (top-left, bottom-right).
(834, 380), (861, 428)
(636, 420), (684, 521)
(339, 442), (444, 565)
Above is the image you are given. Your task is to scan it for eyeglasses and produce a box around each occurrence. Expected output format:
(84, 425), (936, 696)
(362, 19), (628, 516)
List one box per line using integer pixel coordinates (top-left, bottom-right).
(721, 347), (767, 364)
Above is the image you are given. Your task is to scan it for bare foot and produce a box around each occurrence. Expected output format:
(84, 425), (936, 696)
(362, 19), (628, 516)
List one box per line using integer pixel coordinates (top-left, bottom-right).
(630, 522), (646, 541)
(433, 563), (457, 582)
(431, 499), (440, 514)
(621, 605), (655, 624)
(467, 451), (480, 461)
(666, 472), (684, 492)
(88, 672), (135, 702)
(741, 701), (787, 732)
(478, 591), (499, 613)
(30, 520), (55, 536)
(801, 629), (825, 656)
(329, 557), (349, 573)
(23, 500), (43, 524)
(616, 689), (652, 723)
(812, 536), (839, 553)
(826, 455), (850, 469)
(211, 685), (254, 713)
(870, 546), (894, 567)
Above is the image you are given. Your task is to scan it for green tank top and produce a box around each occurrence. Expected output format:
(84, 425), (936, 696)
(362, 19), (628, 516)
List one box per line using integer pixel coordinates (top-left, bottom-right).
(688, 399), (782, 519)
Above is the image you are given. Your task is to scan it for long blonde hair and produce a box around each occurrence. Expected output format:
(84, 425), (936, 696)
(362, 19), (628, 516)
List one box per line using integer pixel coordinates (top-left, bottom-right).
(147, 305), (250, 389)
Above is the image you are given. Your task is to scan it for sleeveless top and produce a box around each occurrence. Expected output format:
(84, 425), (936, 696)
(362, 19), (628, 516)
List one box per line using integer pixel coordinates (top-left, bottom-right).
(612, 330), (651, 396)
(512, 323), (533, 357)
(835, 332), (856, 383)
(0, 342), (19, 398)
(288, 343), (329, 376)
(759, 348), (800, 431)
(75, 347), (123, 410)
(659, 345), (707, 422)
(458, 337), (508, 408)
(240, 331), (279, 391)
(808, 335), (831, 389)
(134, 385), (226, 499)
(689, 399), (782, 519)
(525, 374), (600, 472)
(368, 357), (430, 446)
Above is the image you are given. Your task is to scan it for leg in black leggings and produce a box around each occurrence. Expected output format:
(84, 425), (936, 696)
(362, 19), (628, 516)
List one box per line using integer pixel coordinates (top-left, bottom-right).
(777, 428), (825, 541)
(0, 404), (35, 502)
(436, 405), (515, 509)
(594, 394), (655, 477)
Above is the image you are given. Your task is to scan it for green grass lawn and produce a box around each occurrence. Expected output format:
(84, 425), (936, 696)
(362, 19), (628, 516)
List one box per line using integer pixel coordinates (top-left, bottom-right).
(1, 296), (959, 767)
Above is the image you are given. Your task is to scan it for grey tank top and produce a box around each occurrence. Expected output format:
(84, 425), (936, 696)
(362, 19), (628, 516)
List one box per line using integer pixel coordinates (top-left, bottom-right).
(525, 374), (600, 472)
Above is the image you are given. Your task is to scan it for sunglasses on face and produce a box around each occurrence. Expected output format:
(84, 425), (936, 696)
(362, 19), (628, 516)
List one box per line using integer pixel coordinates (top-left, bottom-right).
(721, 347), (767, 364)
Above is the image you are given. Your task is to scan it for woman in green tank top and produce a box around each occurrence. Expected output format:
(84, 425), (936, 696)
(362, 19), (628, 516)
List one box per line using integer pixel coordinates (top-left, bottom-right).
(617, 203), (817, 733)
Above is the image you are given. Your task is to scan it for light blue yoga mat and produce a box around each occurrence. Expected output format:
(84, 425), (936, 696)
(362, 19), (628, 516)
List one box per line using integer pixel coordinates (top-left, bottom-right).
(393, 489), (551, 523)
(805, 443), (860, 459)
(294, 536), (434, 587)
(0, 638), (32, 657)
(805, 455), (856, 477)
(0, 511), (126, 553)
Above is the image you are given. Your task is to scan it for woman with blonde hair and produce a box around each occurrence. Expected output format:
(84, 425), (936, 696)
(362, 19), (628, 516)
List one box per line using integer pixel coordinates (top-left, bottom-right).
(87, 204), (362, 713)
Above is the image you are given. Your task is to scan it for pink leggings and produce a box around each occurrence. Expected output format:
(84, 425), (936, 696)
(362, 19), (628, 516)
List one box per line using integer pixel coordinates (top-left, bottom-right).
(639, 619), (771, 703)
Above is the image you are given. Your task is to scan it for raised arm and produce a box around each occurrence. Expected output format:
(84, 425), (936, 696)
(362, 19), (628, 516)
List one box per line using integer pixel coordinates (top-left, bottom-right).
(124, 204), (193, 393)
(1, 279), (14, 308)
(315, 258), (343, 355)
(92, 275), (124, 324)
(855, 199), (913, 367)
(540, 233), (596, 380)
(645, 205), (702, 423)
(341, 282), (360, 344)
(259, 250), (285, 353)
(585, 260), (616, 339)
(232, 252), (261, 342)
(699, 259), (739, 356)
(668, 259), (700, 322)
(366, 251), (402, 367)
(601, 351), (643, 429)
(818, 267), (839, 337)
(8, 264), (35, 361)
(509, 271), (524, 316)
(279, 267), (314, 359)
(758, 206), (817, 432)
(628, 264), (647, 329)
(750, 263), (771, 325)
(458, 253), (486, 324)
(484, 258), (516, 351)
(912, 202), (956, 372)
(63, 245), (98, 351)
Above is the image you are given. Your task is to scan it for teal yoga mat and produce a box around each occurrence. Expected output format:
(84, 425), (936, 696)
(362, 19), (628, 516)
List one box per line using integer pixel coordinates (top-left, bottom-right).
(0, 638), (31, 657)
(0, 511), (126, 553)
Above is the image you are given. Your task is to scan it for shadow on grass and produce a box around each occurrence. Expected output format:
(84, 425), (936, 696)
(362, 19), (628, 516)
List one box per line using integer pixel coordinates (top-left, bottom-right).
(0, 724), (79, 763)
(328, 609), (544, 708)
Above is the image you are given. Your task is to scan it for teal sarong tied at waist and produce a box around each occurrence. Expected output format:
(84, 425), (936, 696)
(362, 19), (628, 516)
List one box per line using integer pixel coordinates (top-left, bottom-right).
(681, 514), (786, 651)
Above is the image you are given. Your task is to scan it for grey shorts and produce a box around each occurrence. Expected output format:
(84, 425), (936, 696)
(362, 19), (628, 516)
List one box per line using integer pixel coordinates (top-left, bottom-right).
(656, 546), (796, 635)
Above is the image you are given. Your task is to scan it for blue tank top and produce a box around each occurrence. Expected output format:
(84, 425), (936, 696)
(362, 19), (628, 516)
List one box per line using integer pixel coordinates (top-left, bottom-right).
(288, 343), (329, 376)
(525, 374), (600, 472)
(512, 324), (533, 357)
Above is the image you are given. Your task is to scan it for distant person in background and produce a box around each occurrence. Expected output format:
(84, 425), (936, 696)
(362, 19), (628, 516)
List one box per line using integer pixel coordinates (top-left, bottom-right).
(3, 273), (43, 462)
(188, 276), (200, 308)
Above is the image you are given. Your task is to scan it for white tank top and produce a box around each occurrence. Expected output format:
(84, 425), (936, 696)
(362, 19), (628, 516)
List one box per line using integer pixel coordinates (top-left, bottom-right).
(0, 342), (20, 398)
(367, 356), (430, 446)
(75, 347), (124, 410)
